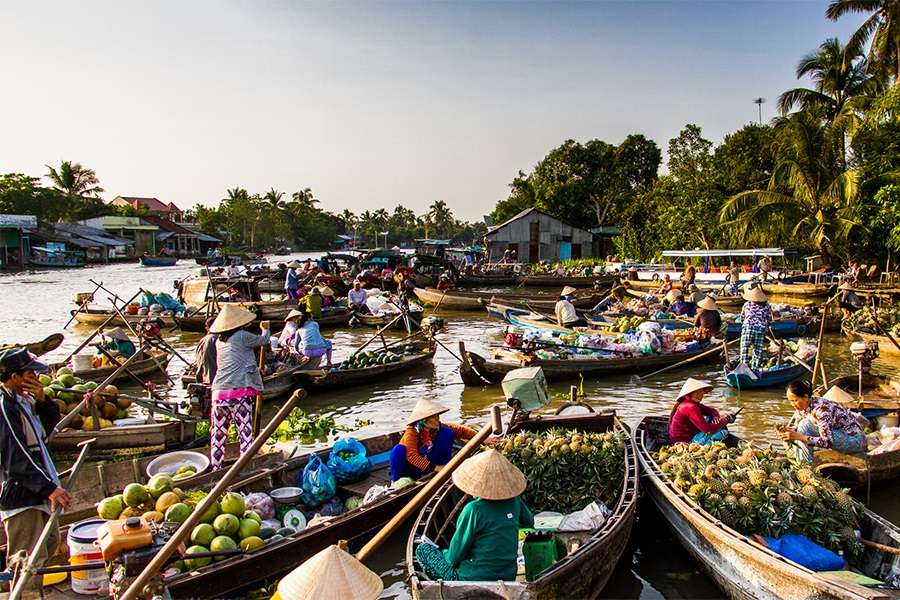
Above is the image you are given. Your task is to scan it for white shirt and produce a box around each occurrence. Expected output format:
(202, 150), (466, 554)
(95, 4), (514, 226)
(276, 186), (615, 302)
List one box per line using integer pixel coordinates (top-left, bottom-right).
(348, 288), (368, 305)
(555, 299), (578, 324)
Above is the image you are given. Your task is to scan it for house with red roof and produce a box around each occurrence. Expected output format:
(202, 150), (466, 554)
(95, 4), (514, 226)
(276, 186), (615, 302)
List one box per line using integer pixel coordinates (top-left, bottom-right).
(110, 196), (183, 222)
(141, 215), (201, 256)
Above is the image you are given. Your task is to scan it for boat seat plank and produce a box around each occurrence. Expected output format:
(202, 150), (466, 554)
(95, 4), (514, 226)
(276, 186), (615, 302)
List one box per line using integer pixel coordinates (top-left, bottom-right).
(337, 465), (391, 496)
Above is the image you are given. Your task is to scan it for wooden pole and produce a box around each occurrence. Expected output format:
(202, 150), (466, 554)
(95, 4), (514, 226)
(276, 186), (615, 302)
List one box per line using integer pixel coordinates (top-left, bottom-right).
(60, 289), (143, 364)
(638, 339), (737, 381)
(866, 302), (900, 353)
(355, 404), (503, 562)
(63, 281), (102, 329)
(810, 296), (833, 389)
(118, 391), (303, 600)
(253, 322), (269, 437)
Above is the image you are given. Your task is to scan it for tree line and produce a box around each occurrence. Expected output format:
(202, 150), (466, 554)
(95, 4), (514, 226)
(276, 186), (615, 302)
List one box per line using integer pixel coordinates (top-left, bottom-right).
(491, 0), (900, 265)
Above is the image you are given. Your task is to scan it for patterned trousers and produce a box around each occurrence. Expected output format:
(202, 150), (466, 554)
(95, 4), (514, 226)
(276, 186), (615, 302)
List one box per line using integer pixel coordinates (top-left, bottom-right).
(739, 326), (766, 371)
(415, 542), (460, 581)
(210, 394), (254, 470)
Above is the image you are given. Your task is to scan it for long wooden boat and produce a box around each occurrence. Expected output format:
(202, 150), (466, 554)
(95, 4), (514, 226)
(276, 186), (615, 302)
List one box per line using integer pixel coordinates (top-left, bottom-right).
(48, 417), (197, 452)
(181, 363), (307, 402)
(140, 255), (179, 267)
(457, 271), (517, 286)
(414, 287), (605, 311)
(71, 307), (180, 329)
(294, 340), (436, 390)
(459, 341), (718, 385)
(352, 310), (423, 331)
(515, 273), (616, 287)
(843, 330), (900, 356)
(635, 416), (900, 600)
(0, 333), (64, 356)
(585, 312), (816, 341)
(760, 281), (835, 298)
(625, 288), (745, 311)
(406, 411), (638, 599)
(49, 350), (172, 384)
(724, 361), (809, 389)
(488, 304), (605, 336)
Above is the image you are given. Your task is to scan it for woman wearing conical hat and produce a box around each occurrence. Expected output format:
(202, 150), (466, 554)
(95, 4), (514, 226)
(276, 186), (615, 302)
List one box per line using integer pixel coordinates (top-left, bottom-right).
(284, 260), (302, 301)
(668, 378), (736, 445)
(692, 295), (722, 341)
(98, 326), (136, 360)
(414, 449), (534, 583)
(555, 286), (582, 328)
(389, 399), (477, 482)
(738, 285), (772, 372)
(209, 305), (270, 470)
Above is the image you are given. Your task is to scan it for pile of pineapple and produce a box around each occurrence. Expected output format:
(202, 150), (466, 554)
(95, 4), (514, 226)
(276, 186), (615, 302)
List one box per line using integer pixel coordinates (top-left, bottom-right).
(499, 428), (625, 514)
(655, 441), (864, 556)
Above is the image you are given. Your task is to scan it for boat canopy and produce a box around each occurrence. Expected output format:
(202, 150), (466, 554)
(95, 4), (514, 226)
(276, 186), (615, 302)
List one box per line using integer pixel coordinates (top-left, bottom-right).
(661, 248), (784, 258)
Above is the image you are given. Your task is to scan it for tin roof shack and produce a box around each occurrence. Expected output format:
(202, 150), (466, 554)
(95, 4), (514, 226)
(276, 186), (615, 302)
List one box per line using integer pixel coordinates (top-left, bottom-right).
(52, 223), (136, 262)
(80, 216), (159, 255)
(28, 229), (86, 268)
(484, 208), (597, 264)
(180, 224), (222, 255)
(0, 214), (37, 270)
(142, 215), (201, 256)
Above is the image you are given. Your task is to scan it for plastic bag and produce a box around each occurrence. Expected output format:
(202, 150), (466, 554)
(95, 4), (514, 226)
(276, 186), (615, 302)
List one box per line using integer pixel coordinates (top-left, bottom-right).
(298, 455), (336, 508)
(559, 501), (611, 531)
(139, 291), (158, 308)
(244, 492), (275, 520)
(760, 533), (845, 571)
(326, 437), (372, 483)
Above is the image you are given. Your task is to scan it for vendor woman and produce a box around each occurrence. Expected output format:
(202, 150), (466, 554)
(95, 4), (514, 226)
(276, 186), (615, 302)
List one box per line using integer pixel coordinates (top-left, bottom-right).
(739, 284), (772, 371)
(668, 378), (736, 445)
(777, 380), (866, 462)
(99, 327), (137, 359)
(414, 449), (533, 582)
(555, 286), (583, 328)
(390, 399), (476, 482)
(693, 295), (722, 340)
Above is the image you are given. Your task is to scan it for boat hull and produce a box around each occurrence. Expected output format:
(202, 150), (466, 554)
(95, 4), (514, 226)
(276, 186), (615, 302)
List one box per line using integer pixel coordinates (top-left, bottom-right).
(48, 419), (195, 451)
(724, 362), (807, 389)
(515, 274), (615, 287)
(139, 256), (178, 267)
(415, 287), (605, 311)
(295, 346), (436, 390)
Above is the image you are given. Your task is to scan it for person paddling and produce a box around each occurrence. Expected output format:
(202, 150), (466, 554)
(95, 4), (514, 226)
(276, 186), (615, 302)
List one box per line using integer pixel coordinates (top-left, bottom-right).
(284, 260), (302, 300)
(389, 399), (476, 482)
(668, 378), (737, 445)
(693, 295), (722, 340)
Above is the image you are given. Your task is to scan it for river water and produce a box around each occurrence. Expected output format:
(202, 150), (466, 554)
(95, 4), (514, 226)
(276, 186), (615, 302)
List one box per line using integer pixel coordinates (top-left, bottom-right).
(1, 255), (897, 598)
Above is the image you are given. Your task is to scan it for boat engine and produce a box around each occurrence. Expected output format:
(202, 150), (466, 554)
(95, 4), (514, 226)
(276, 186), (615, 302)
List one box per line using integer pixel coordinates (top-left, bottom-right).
(420, 315), (445, 335)
(99, 519), (173, 599)
(850, 340), (879, 372)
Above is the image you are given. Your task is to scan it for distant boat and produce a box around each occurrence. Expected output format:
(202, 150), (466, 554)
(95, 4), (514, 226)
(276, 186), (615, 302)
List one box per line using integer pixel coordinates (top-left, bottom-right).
(30, 247), (84, 269)
(140, 255), (179, 267)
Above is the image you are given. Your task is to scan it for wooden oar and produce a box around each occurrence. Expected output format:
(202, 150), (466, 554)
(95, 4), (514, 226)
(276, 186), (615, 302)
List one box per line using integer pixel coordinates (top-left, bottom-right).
(355, 404), (503, 562)
(810, 296), (835, 388)
(118, 391), (304, 600)
(253, 322), (269, 436)
(866, 301), (900, 353)
(63, 280), (102, 329)
(60, 289), (143, 364)
(637, 338), (736, 381)
(9, 438), (94, 600)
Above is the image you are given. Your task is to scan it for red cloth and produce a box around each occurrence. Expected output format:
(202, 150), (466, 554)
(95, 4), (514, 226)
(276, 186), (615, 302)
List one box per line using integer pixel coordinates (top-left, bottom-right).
(668, 401), (723, 444)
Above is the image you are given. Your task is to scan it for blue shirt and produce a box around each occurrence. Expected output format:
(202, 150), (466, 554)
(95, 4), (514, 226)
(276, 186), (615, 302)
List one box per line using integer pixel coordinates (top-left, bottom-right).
(285, 268), (300, 290)
(294, 321), (329, 352)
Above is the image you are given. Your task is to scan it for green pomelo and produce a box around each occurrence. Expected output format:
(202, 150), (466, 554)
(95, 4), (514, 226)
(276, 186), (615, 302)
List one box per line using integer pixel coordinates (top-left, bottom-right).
(198, 501), (220, 524)
(97, 496), (124, 520)
(219, 492), (245, 516)
(239, 536), (264, 552)
(238, 518), (260, 540)
(123, 483), (150, 507)
(184, 545), (211, 570)
(209, 535), (237, 561)
(213, 513), (239, 537)
(190, 523), (216, 546)
(146, 474), (174, 499)
(165, 503), (191, 524)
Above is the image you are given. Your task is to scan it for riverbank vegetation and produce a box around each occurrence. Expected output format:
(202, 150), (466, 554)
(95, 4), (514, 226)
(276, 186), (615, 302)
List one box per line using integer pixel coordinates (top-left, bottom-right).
(491, 0), (900, 265)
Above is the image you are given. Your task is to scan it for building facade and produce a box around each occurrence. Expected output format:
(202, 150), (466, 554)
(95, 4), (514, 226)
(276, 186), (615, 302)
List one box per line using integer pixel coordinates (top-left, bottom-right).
(80, 216), (159, 255)
(483, 208), (597, 264)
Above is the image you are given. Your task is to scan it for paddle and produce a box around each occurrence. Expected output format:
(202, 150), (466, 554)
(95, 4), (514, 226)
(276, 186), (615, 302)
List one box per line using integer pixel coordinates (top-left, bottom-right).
(59, 289), (144, 364)
(766, 328), (815, 374)
(810, 295), (835, 388)
(253, 321), (269, 436)
(637, 338), (737, 381)
(93, 344), (175, 396)
(355, 404), (503, 562)
(8, 438), (95, 600)
(63, 280), (102, 329)
(118, 391), (304, 600)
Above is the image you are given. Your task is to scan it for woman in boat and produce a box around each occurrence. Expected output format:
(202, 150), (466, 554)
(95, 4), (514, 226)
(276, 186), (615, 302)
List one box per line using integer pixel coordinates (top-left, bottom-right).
(668, 378), (735, 445)
(414, 448), (533, 582)
(776, 380), (866, 462)
(680, 260), (696, 288)
(435, 273), (454, 292)
(278, 309), (302, 353)
(838, 281), (862, 319)
(693, 295), (722, 340)
(318, 286), (335, 308)
(210, 305), (270, 470)
(293, 310), (332, 368)
(656, 273), (673, 296)
(555, 286), (583, 327)
(303, 286), (324, 319)
(284, 260), (302, 300)
(98, 327), (137, 360)
(193, 317), (218, 384)
(666, 291), (695, 317)
(726, 261), (741, 295)
(739, 285), (771, 371)
(390, 399), (476, 482)
(348, 280), (369, 314)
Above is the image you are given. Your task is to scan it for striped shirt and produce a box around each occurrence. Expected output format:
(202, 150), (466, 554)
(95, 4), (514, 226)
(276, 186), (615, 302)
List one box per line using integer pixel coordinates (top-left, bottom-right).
(399, 423), (477, 471)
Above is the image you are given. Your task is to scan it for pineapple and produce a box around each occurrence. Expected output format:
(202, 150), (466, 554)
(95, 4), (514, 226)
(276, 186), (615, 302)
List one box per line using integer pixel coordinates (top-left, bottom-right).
(747, 469), (767, 486)
(767, 472), (783, 485)
(776, 491), (793, 506)
(675, 477), (691, 491)
(718, 505), (737, 525)
(706, 493), (723, 506)
(839, 526), (857, 542)
(738, 496), (752, 509)
(724, 494), (738, 507)
(716, 458), (734, 470)
(688, 483), (708, 499)
(704, 464), (720, 479)
(834, 492), (857, 514)
(706, 478), (729, 496)
(796, 468), (814, 485)
(730, 481), (748, 497)
(800, 485), (818, 501)
(704, 449), (720, 462)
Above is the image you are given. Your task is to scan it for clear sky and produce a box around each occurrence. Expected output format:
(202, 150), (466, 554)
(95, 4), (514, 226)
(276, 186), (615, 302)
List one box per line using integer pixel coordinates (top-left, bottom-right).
(1, 1), (864, 221)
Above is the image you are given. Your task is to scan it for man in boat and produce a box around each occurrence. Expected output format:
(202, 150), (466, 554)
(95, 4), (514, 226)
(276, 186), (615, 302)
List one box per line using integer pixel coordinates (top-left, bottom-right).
(435, 273), (454, 292)
(665, 290), (695, 317)
(680, 259), (696, 288)
(193, 317), (218, 384)
(656, 273), (674, 296)
(348, 280), (370, 314)
(303, 286), (324, 319)
(837, 281), (863, 319)
(284, 260), (302, 300)
(389, 399), (476, 482)
(0, 348), (72, 596)
(726, 261), (741, 295)
(756, 255), (772, 281)
(555, 286), (584, 328)
(693, 295), (723, 340)
(739, 285), (772, 372)
(414, 449), (533, 583)
(98, 327), (137, 361)
(776, 380), (867, 462)
(668, 378), (736, 445)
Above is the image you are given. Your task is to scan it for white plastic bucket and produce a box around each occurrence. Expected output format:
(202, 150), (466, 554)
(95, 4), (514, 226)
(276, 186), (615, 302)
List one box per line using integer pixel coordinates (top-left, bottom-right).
(879, 414), (900, 429)
(71, 355), (93, 372)
(67, 519), (108, 595)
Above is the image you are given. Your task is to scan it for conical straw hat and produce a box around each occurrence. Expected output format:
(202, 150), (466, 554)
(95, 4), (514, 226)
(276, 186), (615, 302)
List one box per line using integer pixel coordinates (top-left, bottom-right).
(689, 291), (706, 303)
(317, 286), (335, 297)
(665, 290), (681, 304)
(560, 286), (577, 297)
(276, 544), (383, 600)
(839, 281), (852, 291)
(286, 260), (301, 268)
(452, 449), (527, 500)
(697, 296), (718, 311)
(676, 378), (714, 401)
(209, 304), (256, 333)
(742, 285), (768, 302)
(823, 385), (856, 406)
(103, 327), (131, 342)
(407, 398), (448, 425)
(284, 309), (303, 321)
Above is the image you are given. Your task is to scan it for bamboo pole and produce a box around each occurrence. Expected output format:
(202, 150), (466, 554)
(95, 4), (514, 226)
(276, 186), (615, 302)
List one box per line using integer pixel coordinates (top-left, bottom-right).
(810, 296), (834, 389)
(253, 322), (269, 436)
(63, 280), (102, 329)
(118, 391), (304, 600)
(60, 289), (144, 364)
(638, 338), (737, 381)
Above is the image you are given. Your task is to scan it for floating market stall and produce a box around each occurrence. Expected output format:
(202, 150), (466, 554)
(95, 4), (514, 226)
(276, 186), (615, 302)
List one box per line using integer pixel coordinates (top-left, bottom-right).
(724, 340), (817, 389)
(414, 287), (606, 311)
(294, 339), (436, 390)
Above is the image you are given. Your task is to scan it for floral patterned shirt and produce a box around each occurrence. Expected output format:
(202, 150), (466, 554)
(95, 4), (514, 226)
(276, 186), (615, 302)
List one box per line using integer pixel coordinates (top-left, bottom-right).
(740, 301), (772, 330)
(797, 396), (863, 449)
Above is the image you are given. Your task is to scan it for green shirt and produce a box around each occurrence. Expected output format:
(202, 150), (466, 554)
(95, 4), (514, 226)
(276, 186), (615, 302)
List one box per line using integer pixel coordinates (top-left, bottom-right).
(304, 294), (323, 319)
(443, 496), (534, 581)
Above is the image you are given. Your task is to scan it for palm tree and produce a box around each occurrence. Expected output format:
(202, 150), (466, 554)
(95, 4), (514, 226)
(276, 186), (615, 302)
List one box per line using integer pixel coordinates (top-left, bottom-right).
(719, 111), (862, 259)
(291, 187), (318, 210)
(45, 160), (104, 198)
(827, 0), (900, 80)
(427, 200), (454, 238)
(264, 188), (286, 210)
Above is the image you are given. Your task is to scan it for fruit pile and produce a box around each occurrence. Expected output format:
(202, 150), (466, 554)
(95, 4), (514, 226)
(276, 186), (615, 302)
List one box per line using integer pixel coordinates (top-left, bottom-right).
(654, 441), (864, 556)
(610, 316), (645, 333)
(498, 428), (626, 514)
(844, 305), (900, 337)
(335, 350), (403, 371)
(97, 476), (268, 573)
(40, 368), (128, 430)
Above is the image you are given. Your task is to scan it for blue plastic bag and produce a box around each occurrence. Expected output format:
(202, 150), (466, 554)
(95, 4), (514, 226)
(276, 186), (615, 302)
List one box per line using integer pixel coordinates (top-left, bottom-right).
(139, 291), (158, 307)
(326, 437), (372, 483)
(761, 533), (845, 571)
(298, 454), (337, 508)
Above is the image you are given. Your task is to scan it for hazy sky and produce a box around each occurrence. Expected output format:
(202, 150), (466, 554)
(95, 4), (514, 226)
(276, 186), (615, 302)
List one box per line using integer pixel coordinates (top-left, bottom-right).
(1, 1), (864, 221)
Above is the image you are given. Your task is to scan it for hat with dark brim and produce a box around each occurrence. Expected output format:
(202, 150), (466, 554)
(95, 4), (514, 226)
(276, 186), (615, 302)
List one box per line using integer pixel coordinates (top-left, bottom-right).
(0, 348), (49, 376)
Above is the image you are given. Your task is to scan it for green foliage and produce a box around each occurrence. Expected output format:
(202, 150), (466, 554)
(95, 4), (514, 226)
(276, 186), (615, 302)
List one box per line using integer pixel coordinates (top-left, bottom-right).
(867, 184), (900, 253)
(712, 124), (776, 196)
(0, 168), (111, 224)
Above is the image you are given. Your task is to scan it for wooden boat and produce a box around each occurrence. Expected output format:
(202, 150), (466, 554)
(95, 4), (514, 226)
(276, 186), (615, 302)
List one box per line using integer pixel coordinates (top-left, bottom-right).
(626, 288), (746, 312)
(140, 255), (179, 267)
(49, 350), (172, 384)
(181, 363), (308, 402)
(459, 341), (718, 385)
(414, 287), (605, 311)
(489, 304), (605, 336)
(515, 273), (616, 287)
(635, 416), (900, 600)
(586, 312), (816, 341)
(457, 271), (517, 286)
(352, 310), (423, 331)
(0, 333), (64, 356)
(29, 247), (85, 268)
(724, 361), (809, 389)
(70, 307), (180, 329)
(295, 340), (436, 390)
(48, 417), (197, 452)
(844, 330), (900, 356)
(760, 281), (835, 298)
(406, 410), (638, 599)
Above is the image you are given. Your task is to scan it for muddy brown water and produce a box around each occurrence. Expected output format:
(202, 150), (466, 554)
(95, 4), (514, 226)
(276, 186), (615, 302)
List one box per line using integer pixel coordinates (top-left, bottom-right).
(1, 256), (897, 598)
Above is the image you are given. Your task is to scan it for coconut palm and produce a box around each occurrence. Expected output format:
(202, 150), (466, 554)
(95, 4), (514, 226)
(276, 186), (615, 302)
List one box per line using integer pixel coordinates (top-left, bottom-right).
(264, 188), (286, 210)
(291, 187), (318, 210)
(719, 111), (862, 258)
(45, 160), (104, 198)
(427, 200), (454, 238)
(827, 0), (900, 80)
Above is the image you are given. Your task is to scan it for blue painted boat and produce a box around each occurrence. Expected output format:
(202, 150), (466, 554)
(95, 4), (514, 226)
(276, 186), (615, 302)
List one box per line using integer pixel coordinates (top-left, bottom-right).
(724, 318), (812, 340)
(140, 255), (179, 267)
(724, 361), (807, 389)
